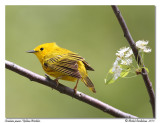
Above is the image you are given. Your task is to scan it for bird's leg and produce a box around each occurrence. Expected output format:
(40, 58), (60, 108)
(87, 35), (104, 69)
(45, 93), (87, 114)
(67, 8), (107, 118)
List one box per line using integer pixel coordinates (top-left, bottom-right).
(54, 78), (59, 87)
(73, 79), (79, 94)
(45, 74), (61, 88)
(54, 76), (64, 87)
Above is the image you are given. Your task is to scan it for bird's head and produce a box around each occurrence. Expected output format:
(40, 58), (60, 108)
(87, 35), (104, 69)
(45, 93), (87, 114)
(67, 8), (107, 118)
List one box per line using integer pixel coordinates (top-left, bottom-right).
(27, 42), (58, 62)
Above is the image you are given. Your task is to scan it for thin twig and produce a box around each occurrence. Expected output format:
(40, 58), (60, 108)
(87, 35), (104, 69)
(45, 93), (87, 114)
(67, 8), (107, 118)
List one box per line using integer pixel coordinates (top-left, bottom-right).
(5, 60), (137, 118)
(111, 5), (155, 117)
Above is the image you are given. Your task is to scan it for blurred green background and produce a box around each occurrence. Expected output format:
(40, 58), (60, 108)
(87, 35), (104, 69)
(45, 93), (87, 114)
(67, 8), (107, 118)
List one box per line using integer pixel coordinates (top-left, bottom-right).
(5, 5), (155, 118)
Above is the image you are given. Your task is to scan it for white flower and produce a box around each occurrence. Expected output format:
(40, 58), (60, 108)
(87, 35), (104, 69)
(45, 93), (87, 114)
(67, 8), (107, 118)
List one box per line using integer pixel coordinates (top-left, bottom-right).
(112, 58), (120, 72)
(136, 40), (149, 49)
(125, 49), (133, 58)
(116, 47), (130, 59)
(143, 47), (152, 53)
(115, 47), (133, 66)
(121, 58), (132, 65)
(116, 57), (121, 61)
(112, 57), (120, 68)
(113, 65), (122, 80)
(136, 40), (151, 53)
(113, 59), (118, 68)
(112, 59), (122, 80)
(119, 47), (130, 53)
(116, 52), (124, 59)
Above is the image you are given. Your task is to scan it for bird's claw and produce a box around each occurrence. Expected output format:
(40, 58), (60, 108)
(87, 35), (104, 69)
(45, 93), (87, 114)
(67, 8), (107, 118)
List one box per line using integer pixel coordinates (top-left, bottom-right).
(45, 74), (51, 80)
(54, 78), (59, 87)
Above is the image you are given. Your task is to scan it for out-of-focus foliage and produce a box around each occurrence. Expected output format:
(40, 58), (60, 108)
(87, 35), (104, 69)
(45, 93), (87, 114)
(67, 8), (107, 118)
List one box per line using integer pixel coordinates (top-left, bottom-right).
(5, 5), (155, 118)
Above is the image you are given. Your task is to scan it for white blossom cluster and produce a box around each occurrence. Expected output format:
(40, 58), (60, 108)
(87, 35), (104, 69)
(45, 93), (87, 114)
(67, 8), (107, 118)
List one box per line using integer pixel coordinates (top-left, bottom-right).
(111, 40), (151, 81)
(112, 58), (122, 80)
(112, 47), (133, 80)
(136, 40), (151, 53)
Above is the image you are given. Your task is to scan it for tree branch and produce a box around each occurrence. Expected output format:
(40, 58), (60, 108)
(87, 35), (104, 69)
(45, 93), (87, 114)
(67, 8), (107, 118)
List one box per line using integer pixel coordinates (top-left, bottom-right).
(5, 60), (137, 118)
(111, 5), (155, 117)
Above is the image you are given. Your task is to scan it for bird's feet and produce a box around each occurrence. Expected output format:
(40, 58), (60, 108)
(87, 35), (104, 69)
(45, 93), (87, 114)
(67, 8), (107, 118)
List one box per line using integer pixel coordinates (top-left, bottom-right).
(53, 78), (59, 87)
(73, 87), (77, 94)
(45, 74), (51, 80)
(45, 74), (60, 87)
(45, 74), (55, 90)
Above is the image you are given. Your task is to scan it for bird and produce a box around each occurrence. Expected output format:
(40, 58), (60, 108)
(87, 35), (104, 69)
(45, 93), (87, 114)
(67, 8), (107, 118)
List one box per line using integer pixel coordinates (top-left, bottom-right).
(27, 42), (96, 93)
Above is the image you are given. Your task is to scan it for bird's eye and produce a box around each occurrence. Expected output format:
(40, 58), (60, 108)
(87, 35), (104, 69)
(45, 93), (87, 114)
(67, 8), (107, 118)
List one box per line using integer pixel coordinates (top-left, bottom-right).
(40, 48), (44, 51)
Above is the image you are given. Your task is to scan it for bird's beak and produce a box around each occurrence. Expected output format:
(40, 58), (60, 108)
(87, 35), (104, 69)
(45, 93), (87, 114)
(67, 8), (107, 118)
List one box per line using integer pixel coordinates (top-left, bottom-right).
(26, 50), (38, 53)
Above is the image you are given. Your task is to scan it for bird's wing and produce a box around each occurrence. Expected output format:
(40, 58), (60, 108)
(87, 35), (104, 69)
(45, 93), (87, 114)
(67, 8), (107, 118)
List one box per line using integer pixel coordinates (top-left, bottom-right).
(64, 53), (94, 71)
(43, 53), (83, 78)
(82, 60), (94, 71)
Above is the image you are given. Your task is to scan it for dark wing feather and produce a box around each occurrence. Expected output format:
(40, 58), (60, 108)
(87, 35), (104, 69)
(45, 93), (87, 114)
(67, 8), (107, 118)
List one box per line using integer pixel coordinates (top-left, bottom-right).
(68, 53), (94, 71)
(44, 53), (82, 79)
(50, 64), (81, 78)
(44, 52), (94, 78)
(82, 61), (94, 71)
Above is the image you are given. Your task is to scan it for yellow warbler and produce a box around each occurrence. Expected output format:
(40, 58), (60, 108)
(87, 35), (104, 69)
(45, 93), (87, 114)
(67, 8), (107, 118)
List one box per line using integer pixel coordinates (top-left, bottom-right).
(27, 42), (96, 93)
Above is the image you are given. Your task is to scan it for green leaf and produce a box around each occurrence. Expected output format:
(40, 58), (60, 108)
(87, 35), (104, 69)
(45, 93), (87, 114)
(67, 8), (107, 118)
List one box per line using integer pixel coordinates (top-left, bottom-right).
(105, 68), (116, 85)
(120, 64), (130, 69)
(105, 66), (131, 85)
(109, 68), (114, 74)
(105, 77), (115, 85)
(120, 69), (130, 78)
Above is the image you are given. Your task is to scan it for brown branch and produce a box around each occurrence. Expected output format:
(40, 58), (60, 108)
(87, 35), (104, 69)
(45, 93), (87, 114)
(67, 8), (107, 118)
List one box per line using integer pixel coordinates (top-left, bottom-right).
(5, 60), (137, 118)
(111, 5), (155, 118)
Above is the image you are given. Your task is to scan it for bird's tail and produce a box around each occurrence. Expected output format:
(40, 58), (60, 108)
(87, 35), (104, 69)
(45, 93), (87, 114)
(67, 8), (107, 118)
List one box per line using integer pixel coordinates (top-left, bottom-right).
(81, 76), (96, 93)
